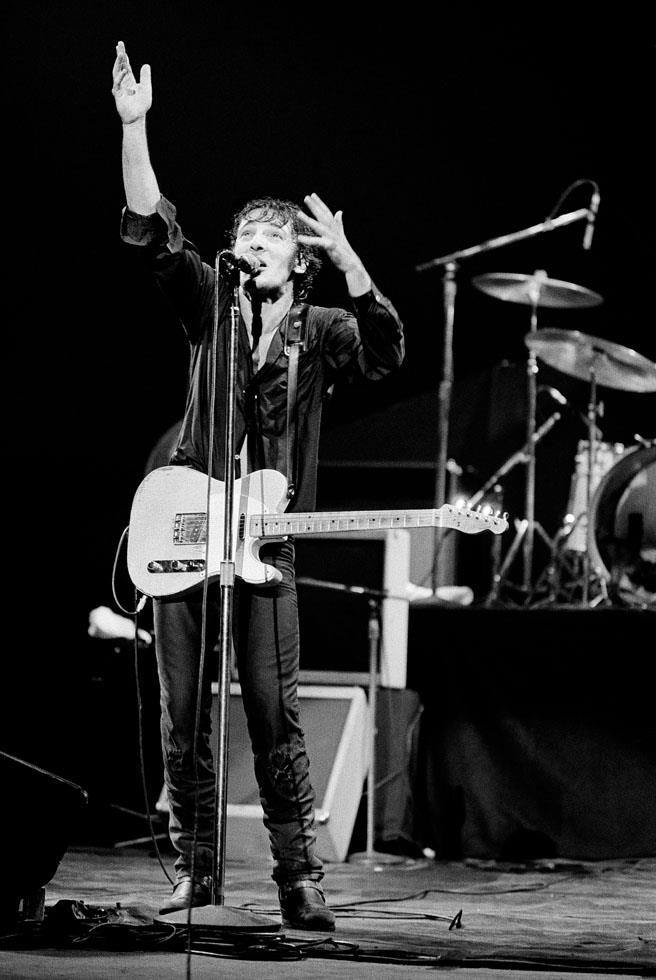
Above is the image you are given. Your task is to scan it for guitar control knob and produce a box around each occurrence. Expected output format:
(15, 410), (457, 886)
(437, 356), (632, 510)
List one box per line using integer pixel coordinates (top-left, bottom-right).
(147, 561), (164, 572)
(171, 560), (185, 571)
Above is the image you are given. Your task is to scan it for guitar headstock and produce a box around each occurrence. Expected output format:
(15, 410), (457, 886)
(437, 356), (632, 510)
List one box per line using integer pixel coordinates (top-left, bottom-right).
(441, 504), (509, 535)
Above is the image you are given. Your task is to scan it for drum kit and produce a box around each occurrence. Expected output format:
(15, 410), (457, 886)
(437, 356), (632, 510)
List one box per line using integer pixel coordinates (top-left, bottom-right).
(470, 270), (656, 608)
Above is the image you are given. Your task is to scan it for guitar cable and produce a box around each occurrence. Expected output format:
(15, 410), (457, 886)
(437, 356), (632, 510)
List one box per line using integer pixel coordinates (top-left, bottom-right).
(130, 589), (175, 888)
(105, 517), (175, 887)
(91, 523), (174, 886)
(110, 524), (147, 618)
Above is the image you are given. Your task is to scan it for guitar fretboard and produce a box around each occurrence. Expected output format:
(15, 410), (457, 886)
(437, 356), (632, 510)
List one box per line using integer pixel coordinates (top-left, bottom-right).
(252, 508), (463, 537)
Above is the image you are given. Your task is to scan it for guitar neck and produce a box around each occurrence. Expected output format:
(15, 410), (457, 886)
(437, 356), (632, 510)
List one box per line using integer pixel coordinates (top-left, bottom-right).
(252, 510), (443, 538)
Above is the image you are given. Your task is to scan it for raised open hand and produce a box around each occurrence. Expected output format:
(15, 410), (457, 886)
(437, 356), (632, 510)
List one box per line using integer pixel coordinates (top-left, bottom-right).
(297, 193), (364, 275)
(112, 40), (152, 124)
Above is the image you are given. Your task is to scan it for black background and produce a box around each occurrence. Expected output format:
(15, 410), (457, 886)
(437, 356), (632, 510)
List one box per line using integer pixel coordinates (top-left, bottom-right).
(4, 4), (655, 817)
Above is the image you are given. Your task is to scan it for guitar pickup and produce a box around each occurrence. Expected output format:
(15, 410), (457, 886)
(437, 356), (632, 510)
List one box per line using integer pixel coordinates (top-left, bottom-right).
(173, 512), (207, 545)
(147, 559), (206, 574)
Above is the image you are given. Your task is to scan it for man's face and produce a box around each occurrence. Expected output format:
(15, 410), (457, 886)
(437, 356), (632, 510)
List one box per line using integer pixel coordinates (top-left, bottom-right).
(234, 210), (305, 295)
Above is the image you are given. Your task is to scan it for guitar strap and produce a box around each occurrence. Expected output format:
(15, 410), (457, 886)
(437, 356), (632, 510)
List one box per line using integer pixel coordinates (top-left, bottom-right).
(282, 303), (309, 500)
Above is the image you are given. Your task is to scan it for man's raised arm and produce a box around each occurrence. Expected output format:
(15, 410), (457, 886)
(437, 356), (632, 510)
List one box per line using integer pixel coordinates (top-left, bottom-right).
(112, 40), (160, 215)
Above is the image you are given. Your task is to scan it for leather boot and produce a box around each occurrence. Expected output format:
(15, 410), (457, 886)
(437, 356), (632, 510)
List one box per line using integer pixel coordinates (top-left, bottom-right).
(159, 875), (212, 915)
(278, 879), (335, 931)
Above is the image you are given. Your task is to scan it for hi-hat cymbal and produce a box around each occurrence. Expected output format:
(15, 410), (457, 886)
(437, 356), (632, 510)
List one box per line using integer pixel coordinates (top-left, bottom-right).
(472, 272), (604, 308)
(525, 328), (656, 393)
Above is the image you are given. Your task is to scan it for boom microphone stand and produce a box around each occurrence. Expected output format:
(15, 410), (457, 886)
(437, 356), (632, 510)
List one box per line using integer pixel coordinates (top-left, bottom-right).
(415, 199), (594, 592)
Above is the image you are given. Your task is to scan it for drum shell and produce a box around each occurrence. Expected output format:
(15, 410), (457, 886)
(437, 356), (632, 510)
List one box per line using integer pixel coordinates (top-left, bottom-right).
(589, 445), (656, 583)
(564, 441), (625, 552)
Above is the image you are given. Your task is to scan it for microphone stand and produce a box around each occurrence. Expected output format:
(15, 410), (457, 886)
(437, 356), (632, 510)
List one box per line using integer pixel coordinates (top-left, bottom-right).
(162, 256), (278, 930)
(296, 576), (412, 867)
(415, 206), (591, 593)
(212, 257), (239, 912)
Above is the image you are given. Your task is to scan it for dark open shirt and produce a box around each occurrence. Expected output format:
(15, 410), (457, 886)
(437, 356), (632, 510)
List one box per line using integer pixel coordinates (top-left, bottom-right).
(121, 196), (405, 512)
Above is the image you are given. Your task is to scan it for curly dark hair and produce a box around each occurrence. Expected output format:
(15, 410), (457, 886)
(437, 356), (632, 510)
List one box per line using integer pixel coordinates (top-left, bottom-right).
(229, 197), (322, 299)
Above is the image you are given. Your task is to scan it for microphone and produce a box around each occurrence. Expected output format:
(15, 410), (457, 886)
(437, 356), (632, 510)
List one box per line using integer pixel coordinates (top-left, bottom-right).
(583, 190), (600, 250)
(219, 250), (260, 275)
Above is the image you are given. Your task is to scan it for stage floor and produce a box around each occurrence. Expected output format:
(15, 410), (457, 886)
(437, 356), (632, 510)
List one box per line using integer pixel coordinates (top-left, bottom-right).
(1, 846), (654, 978)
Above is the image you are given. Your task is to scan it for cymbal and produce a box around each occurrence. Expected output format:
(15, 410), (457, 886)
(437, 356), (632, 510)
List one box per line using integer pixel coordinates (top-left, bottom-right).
(472, 272), (604, 308)
(525, 328), (656, 393)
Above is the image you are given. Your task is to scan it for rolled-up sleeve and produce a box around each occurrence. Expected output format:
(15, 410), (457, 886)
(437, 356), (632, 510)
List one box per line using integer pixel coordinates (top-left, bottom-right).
(120, 195), (185, 252)
(119, 196), (214, 342)
(322, 281), (404, 381)
(353, 284), (404, 364)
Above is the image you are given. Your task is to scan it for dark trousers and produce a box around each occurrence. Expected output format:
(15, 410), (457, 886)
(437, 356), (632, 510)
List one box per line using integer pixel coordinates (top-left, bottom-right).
(153, 540), (323, 885)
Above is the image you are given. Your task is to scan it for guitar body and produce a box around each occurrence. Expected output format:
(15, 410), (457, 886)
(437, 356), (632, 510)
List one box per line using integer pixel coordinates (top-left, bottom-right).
(127, 465), (508, 600)
(127, 466), (289, 598)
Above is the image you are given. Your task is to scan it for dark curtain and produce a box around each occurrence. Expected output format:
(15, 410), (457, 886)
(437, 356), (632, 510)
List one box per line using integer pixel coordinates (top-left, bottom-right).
(408, 607), (656, 860)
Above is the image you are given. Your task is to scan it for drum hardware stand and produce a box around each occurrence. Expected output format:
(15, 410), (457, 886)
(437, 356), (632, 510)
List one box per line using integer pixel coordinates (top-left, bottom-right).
(529, 526), (608, 608)
(487, 485), (505, 600)
(296, 576), (411, 867)
(539, 363), (608, 608)
(577, 364), (610, 606)
(522, 272), (545, 593)
(468, 407), (562, 607)
(415, 195), (595, 594)
(581, 367), (599, 604)
(530, 367), (609, 609)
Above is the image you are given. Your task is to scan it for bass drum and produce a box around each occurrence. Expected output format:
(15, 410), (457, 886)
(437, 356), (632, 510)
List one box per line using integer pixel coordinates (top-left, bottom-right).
(589, 444), (656, 590)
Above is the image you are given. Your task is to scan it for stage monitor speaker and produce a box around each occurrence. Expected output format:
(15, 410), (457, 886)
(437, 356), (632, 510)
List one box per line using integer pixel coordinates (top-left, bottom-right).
(0, 751), (88, 922)
(157, 683), (368, 864)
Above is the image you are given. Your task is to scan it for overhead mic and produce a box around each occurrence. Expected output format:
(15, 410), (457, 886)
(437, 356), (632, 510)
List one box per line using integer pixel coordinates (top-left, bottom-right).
(219, 250), (260, 275)
(583, 190), (600, 250)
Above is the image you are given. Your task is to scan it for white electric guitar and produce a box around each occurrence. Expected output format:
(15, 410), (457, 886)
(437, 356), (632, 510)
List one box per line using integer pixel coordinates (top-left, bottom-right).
(127, 466), (508, 599)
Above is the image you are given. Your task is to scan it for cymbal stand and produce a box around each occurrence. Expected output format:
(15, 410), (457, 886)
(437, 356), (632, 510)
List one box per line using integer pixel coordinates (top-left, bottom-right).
(431, 261), (457, 593)
(415, 202), (592, 592)
(523, 271), (545, 592)
(583, 364), (601, 605)
(481, 268), (557, 604)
